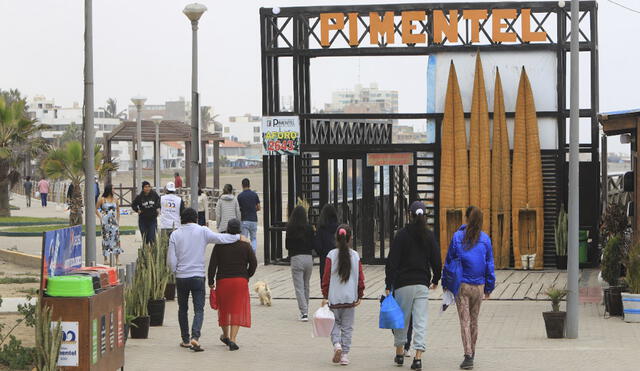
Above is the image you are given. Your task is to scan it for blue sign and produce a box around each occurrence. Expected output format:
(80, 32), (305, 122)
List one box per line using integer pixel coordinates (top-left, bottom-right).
(42, 225), (83, 282)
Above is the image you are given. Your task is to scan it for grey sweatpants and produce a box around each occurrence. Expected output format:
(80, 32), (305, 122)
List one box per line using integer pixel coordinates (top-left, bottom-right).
(393, 285), (429, 351)
(330, 307), (355, 354)
(290, 254), (313, 315)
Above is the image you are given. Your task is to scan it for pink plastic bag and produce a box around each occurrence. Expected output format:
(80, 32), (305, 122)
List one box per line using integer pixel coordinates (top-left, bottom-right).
(312, 304), (335, 338)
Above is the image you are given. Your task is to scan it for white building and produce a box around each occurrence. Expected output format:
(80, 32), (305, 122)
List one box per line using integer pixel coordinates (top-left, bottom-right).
(324, 83), (399, 113)
(222, 114), (262, 145)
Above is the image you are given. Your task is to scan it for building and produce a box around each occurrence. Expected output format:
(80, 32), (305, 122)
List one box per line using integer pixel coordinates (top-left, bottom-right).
(127, 98), (188, 122)
(393, 125), (427, 143)
(323, 83), (399, 114)
(222, 114), (262, 145)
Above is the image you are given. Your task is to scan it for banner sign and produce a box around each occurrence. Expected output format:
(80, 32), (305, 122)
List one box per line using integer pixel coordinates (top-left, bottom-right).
(40, 225), (83, 290)
(262, 116), (300, 155)
(367, 152), (414, 167)
(56, 321), (79, 367)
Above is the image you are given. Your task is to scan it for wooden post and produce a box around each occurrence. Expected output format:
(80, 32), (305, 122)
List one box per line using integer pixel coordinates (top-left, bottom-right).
(104, 134), (112, 184)
(131, 141), (137, 191)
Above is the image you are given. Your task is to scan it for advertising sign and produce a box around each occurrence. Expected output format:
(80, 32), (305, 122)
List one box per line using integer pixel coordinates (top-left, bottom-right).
(262, 116), (300, 155)
(366, 153), (414, 167)
(56, 321), (79, 367)
(41, 225), (83, 291)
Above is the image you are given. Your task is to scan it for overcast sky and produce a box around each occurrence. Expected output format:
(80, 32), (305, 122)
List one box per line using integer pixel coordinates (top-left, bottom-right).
(1, 0), (638, 152)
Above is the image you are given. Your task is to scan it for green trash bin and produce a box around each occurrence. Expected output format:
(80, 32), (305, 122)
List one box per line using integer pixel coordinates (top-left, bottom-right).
(579, 230), (589, 264)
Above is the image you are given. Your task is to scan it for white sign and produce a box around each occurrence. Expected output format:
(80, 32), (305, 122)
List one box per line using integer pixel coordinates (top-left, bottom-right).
(54, 321), (79, 367)
(262, 116), (300, 155)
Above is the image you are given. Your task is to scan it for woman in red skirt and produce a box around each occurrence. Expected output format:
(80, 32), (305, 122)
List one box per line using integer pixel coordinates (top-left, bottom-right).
(208, 218), (257, 351)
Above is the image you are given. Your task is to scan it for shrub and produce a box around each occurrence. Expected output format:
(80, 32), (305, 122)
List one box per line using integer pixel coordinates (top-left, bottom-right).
(601, 235), (623, 287)
(626, 243), (640, 294)
(545, 287), (568, 312)
(601, 202), (628, 239)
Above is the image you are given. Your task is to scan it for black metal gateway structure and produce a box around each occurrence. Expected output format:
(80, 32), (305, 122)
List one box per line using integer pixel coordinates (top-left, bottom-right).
(260, 2), (600, 266)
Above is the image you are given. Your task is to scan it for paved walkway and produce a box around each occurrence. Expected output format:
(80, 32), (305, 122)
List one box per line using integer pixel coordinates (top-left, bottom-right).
(124, 299), (638, 371)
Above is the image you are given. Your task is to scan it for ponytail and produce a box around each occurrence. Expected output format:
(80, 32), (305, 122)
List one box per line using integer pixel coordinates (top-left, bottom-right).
(463, 206), (483, 250)
(336, 224), (353, 283)
(411, 210), (429, 243)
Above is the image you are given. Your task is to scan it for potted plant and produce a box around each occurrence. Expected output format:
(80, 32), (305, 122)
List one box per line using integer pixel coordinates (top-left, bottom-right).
(142, 234), (170, 327)
(602, 235), (624, 316)
(554, 206), (568, 269)
(129, 261), (151, 339)
(542, 287), (567, 338)
(622, 242), (640, 322)
(164, 273), (176, 301)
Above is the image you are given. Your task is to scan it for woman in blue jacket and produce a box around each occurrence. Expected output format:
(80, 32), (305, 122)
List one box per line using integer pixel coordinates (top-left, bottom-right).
(442, 206), (495, 370)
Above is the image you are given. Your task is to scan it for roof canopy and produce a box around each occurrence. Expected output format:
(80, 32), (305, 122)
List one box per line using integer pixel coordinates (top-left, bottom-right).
(598, 110), (640, 136)
(105, 120), (222, 143)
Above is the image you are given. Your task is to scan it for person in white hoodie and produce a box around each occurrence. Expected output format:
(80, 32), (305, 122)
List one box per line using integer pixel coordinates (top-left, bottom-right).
(160, 181), (185, 238)
(215, 184), (241, 233)
(168, 207), (247, 352)
(320, 224), (365, 366)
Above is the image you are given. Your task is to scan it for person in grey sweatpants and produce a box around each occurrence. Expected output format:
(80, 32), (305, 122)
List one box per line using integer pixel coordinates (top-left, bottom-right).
(393, 285), (429, 352)
(285, 205), (315, 321)
(291, 255), (313, 316)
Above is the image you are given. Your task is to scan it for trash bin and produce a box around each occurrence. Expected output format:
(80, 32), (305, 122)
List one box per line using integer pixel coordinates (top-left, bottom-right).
(579, 230), (589, 264)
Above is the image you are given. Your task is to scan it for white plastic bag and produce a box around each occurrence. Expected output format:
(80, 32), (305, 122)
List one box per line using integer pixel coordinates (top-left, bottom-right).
(312, 304), (335, 338)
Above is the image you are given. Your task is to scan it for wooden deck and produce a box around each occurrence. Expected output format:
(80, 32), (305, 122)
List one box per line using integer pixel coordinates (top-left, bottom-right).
(248, 265), (589, 301)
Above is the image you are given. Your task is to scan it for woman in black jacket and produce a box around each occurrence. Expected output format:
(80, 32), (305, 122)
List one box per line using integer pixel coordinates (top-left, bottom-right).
(384, 201), (441, 371)
(286, 205), (315, 321)
(313, 204), (339, 282)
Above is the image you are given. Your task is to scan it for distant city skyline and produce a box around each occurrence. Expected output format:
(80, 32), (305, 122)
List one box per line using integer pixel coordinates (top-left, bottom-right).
(1, 0), (638, 153)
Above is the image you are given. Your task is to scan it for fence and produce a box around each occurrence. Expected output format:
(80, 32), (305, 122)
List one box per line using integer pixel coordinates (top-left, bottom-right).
(607, 172), (631, 210)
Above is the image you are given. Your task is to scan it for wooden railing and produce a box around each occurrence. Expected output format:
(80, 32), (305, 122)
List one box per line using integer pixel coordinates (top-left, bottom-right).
(607, 172), (631, 209)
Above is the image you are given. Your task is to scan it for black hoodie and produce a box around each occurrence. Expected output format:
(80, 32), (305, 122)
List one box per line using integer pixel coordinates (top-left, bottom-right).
(131, 191), (161, 222)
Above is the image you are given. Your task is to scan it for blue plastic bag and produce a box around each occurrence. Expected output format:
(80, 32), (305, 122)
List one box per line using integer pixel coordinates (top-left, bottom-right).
(379, 293), (404, 329)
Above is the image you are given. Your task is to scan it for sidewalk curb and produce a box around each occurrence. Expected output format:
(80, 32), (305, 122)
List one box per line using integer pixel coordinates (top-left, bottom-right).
(0, 249), (41, 269)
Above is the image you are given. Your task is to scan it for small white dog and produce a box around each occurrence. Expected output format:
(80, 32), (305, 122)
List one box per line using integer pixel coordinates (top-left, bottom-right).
(253, 281), (272, 306)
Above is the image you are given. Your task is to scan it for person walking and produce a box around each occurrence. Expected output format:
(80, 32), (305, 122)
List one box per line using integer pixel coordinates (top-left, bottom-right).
(94, 175), (100, 205)
(23, 176), (33, 207)
(132, 181), (161, 245)
(314, 204), (339, 282)
(321, 224), (365, 366)
(174, 172), (183, 189)
(37, 177), (49, 207)
(215, 184), (241, 233)
(208, 218), (257, 351)
(237, 178), (260, 253)
(159, 182), (185, 239)
(285, 205), (315, 321)
(168, 208), (243, 352)
(442, 206), (495, 370)
(385, 201), (441, 371)
(95, 184), (122, 266)
(197, 189), (208, 226)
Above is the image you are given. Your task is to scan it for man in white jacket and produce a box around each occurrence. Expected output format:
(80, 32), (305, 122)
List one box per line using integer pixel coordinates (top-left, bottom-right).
(168, 207), (248, 351)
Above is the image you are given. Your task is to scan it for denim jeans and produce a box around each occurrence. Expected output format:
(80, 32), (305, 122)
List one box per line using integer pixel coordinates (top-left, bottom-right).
(176, 276), (206, 343)
(40, 193), (48, 207)
(241, 221), (258, 253)
(138, 218), (157, 245)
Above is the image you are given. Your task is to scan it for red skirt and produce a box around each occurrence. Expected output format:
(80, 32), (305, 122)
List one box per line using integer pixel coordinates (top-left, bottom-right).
(216, 277), (251, 328)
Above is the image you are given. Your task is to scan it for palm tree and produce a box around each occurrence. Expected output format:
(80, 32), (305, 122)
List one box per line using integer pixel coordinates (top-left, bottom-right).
(100, 98), (126, 119)
(42, 141), (118, 226)
(201, 106), (222, 133)
(0, 96), (48, 217)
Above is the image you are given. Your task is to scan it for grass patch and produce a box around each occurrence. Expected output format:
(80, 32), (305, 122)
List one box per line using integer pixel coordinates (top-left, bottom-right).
(2, 225), (137, 234)
(0, 216), (67, 225)
(0, 277), (38, 284)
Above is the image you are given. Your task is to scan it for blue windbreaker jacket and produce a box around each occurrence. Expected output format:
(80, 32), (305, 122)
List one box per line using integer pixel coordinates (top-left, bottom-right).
(442, 225), (496, 295)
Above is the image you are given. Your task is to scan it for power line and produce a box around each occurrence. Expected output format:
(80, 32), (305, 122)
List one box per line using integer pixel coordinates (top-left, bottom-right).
(609, 0), (640, 14)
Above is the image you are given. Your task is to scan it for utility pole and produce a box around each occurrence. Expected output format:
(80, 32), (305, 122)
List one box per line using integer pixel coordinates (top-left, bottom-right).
(83, 0), (96, 266)
(566, 0), (580, 339)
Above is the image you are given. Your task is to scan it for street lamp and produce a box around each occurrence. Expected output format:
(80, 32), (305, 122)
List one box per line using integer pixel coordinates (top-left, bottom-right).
(151, 115), (163, 193)
(131, 96), (146, 196)
(183, 3), (206, 211)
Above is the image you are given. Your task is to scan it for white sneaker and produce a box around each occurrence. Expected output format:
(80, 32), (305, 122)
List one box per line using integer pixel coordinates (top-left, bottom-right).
(340, 353), (350, 365)
(404, 349), (412, 357)
(299, 313), (309, 322)
(332, 343), (342, 363)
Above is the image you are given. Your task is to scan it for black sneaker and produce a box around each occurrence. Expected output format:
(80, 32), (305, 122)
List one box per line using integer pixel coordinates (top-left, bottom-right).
(228, 341), (239, 351)
(394, 354), (404, 366)
(460, 355), (474, 370)
(410, 358), (422, 370)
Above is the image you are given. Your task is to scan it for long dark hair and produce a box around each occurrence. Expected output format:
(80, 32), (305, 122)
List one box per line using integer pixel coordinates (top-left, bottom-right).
(286, 205), (309, 239)
(223, 184), (233, 195)
(102, 184), (113, 198)
(464, 206), (483, 249)
(318, 204), (338, 229)
(336, 224), (353, 283)
(409, 209), (429, 243)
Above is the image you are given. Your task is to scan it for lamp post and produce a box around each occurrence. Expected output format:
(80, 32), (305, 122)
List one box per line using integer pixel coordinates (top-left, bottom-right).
(84, 0), (96, 266)
(131, 96), (146, 196)
(183, 3), (207, 211)
(151, 115), (163, 193)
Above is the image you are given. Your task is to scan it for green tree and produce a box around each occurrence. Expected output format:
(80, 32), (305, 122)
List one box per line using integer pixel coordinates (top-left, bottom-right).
(201, 106), (222, 133)
(57, 122), (82, 147)
(42, 141), (118, 226)
(100, 98), (126, 119)
(0, 96), (48, 217)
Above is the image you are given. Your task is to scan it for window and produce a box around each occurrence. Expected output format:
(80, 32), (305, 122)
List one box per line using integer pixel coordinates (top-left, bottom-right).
(224, 127), (230, 133)
(254, 136), (261, 143)
(253, 126), (260, 133)
(229, 117), (236, 123)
